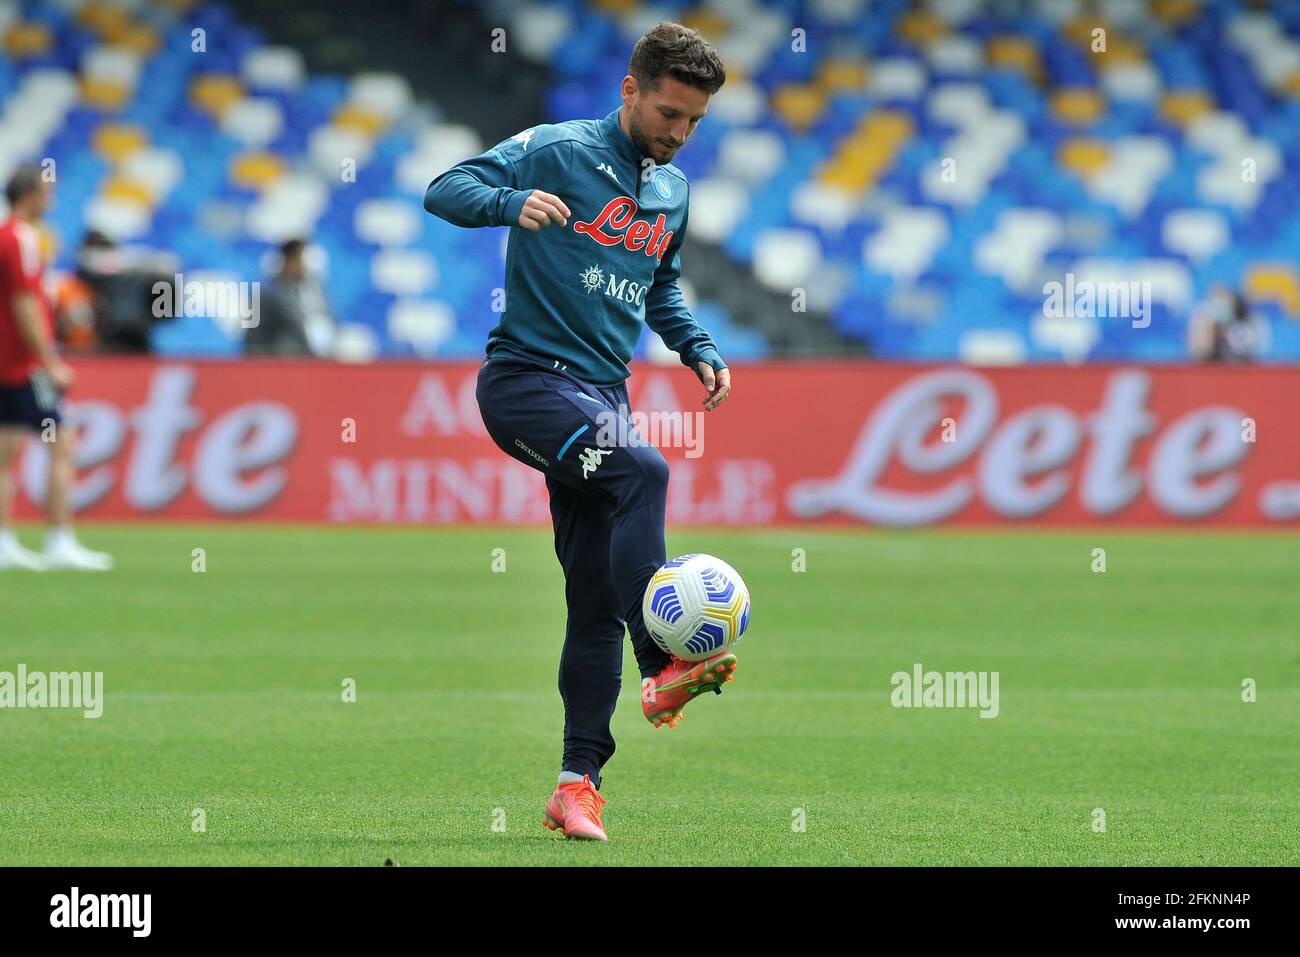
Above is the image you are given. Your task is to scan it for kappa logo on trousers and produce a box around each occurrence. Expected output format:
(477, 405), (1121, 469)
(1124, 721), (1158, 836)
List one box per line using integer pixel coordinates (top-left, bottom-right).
(579, 447), (613, 478)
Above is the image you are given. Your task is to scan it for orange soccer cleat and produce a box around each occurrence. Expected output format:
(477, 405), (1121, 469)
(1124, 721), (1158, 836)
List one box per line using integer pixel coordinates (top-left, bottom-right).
(542, 774), (608, 841)
(641, 650), (737, 729)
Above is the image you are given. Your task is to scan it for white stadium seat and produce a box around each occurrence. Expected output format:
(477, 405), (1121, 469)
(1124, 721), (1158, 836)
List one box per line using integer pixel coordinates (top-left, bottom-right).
(753, 228), (823, 291)
(868, 58), (928, 100)
(1031, 312), (1099, 363)
(975, 208), (1064, 291)
(810, 0), (868, 25)
(395, 124), (485, 195)
(308, 125), (373, 178)
(863, 207), (949, 281)
(926, 35), (984, 76)
(122, 148), (185, 200)
(370, 249), (439, 296)
(82, 45), (142, 88)
(927, 84), (992, 127)
(1087, 137), (1172, 218)
(83, 196), (150, 241)
(246, 173), (330, 242)
(332, 322), (380, 363)
(1100, 62), (1161, 102)
(355, 199), (422, 246)
(242, 46), (306, 92)
(790, 181), (858, 232)
(220, 98), (285, 147)
(348, 72), (412, 123)
(387, 299), (455, 355)
(931, 0), (982, 24)
(1099, 0), (1145, 29)
(708, 79), (765, 126)
(689, 178), (751, 244)
(715, 129), (785, 184)
(1186, 112), (1250, 153)
(1162, 209), (1230, 262)
(959, 329), (1027, 365)
(509, 3), (572, 65)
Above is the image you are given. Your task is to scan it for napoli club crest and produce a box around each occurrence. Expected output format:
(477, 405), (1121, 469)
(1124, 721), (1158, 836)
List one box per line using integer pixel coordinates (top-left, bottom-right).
(652, 169), (673, 202)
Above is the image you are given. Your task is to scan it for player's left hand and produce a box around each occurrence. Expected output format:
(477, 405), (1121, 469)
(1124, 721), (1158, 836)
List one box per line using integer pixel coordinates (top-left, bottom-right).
(697, 364), (731, 412)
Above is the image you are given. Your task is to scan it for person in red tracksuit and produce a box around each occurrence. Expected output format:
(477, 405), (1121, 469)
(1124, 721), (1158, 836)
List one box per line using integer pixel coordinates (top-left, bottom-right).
(0, 165), (112, 571)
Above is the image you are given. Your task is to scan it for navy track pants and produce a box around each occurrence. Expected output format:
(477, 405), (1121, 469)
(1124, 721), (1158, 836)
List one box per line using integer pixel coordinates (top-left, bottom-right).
(476, 353), (674, 787)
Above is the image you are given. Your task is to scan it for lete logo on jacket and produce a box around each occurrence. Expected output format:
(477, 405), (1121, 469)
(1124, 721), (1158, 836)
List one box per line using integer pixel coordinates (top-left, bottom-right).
(572, 197), (674, 263)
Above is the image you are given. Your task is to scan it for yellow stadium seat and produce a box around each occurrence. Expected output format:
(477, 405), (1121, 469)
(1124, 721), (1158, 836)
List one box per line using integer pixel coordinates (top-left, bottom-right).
(1051, 87), (1106, 125)
(817, 111), (913, 193)
(679, 10), (729, 39)
(771, 84), (828, 131)
(987, 36), (1041, 80)
(92, 124), (148, 164)
(1063, 17), (1111, 48)
(1057, 138), (1111, 178)
(896, 12), (946, 45)
(818, 58), (868, 93)
(591, 0), (640, 13)
(78, 3), (131, 39)
(818, 160), (874, 193)
(230, 152), (286, 191)
(102, 176), (156, 208)
(1095, 36), (1147, 68)
(873, 111), (915, 141)
(1153, 0), (1200, 27)
(1282, 70), (1300, 98)
(190, 74), (245, 118)
(333, 105), (388, 137)
(110, 23), (161, 56)
(1160, 89), (1214, 126)
(38, 227), (58, 265)
(1244, 264), (1300, 316)
(3, 23), (53, 58)
(80, 78), (133, 112)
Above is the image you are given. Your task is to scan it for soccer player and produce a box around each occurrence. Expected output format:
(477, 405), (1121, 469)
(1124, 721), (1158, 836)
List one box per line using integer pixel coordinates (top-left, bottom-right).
(0, 166), (113, 571)
(424, 21), (733, 840)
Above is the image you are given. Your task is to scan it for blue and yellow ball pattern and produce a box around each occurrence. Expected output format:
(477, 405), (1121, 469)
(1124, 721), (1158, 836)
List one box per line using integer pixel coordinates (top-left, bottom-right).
(643, 554), (751, 661)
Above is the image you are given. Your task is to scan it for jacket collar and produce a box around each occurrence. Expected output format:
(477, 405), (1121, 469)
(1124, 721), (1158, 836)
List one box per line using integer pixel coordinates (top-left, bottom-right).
(600, 107), (644, 165)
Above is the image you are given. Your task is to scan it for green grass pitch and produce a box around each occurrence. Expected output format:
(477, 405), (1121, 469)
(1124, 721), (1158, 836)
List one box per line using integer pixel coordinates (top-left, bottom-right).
(1, 524), (1296, 866)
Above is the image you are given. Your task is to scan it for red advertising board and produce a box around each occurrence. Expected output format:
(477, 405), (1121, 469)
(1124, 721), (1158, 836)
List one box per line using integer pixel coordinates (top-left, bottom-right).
(9, 358), (1299, 527)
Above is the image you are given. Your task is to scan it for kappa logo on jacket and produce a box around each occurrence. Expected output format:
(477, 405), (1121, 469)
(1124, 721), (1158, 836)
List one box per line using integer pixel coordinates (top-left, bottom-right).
(572, 197), (674, 263)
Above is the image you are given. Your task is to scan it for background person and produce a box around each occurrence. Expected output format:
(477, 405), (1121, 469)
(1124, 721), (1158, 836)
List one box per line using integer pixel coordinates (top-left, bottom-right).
(1187, 285), (1270, 363)
(244, 239), (335, 357)
(0, 166), (113, 571)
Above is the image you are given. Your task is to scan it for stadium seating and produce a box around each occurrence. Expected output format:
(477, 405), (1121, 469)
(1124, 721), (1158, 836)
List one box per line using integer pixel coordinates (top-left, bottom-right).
(2, 0), (1299, 362)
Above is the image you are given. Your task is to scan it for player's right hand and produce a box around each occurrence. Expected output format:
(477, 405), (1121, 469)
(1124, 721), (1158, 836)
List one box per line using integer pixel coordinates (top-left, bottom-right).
(518, 190), (570, 231)
(46, 361), (75, 392)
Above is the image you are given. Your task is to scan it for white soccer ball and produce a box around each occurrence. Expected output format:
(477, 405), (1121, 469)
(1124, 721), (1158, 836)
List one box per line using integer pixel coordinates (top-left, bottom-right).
(642, 553), (751, 661)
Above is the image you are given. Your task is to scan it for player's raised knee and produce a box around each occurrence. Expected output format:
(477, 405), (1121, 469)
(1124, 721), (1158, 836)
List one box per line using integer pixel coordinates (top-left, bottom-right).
(631, 444), (670, 495)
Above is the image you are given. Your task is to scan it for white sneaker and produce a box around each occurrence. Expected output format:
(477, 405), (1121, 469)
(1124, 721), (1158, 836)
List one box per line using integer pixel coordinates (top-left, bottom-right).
(43, 538), (114, 572)
(0, 538), (47, 571)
